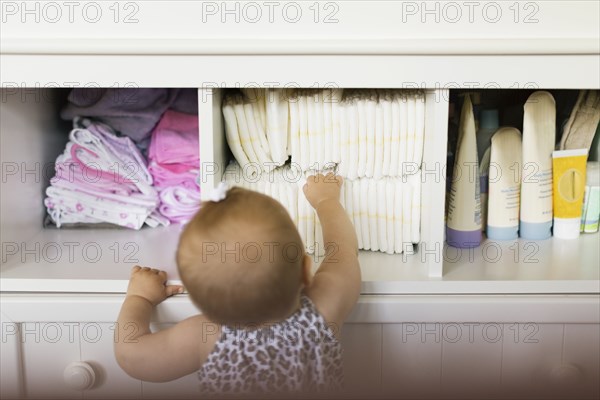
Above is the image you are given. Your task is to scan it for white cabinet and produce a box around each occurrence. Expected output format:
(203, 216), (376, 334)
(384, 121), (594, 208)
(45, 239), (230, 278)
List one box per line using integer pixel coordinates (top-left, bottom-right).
(1, 1), (599, 398)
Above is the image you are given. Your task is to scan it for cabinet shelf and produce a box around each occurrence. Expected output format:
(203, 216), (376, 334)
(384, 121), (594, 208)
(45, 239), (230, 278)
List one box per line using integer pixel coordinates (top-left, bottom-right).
(1, 87), (599, 294)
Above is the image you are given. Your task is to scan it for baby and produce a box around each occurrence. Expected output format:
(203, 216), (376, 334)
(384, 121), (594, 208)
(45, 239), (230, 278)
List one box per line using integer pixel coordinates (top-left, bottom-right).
(115, 173), (361, 396)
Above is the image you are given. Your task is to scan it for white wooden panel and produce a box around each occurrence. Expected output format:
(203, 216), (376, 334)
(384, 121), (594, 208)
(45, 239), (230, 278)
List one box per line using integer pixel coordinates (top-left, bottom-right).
(501, 323), (563, 398)
(80, 323), (142, 399)
(382, 323), (442, 398)
(340, 323), (382, 395)
(440, 322), (503, 398)
(563, 324), (600, 399)
(0, 318), (24, 399)
(140, 324), (199, 399)
(21, 322), (82, 399)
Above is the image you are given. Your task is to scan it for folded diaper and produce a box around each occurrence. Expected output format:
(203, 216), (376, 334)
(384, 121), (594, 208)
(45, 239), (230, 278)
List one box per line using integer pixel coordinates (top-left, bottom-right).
(347, 99), (360, 180)
(390, 93), (402, 177)
(398, 93), (409, 176)
(265, 88), (289, 165)
(357, 97), (368, 178)
(365, 93), (377, 178)
(394, 179), (404, 254)
(323, 89), (334, 168)
(360, 178), (371, 250)
(414, 92), (426, 168)
(331, 89), (343, 163)
(223, 97), (251, 170)
(298, 94), (310, 171)
(377, 179), (388, 253)
(406, 93), (416, 167)
(374, 101), (385, 179)
(386, 180), (396, 255)
(339, 103), (349, 177)
(382, 92), (393, 177)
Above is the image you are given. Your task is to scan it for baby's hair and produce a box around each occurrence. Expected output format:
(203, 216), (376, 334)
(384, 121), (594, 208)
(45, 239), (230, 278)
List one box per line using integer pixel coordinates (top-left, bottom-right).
(176, 187), (305, 325)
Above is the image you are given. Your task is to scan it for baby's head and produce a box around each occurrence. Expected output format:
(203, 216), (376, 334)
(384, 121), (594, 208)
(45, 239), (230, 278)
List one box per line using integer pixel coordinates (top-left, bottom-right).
(177, 187), (309, 325)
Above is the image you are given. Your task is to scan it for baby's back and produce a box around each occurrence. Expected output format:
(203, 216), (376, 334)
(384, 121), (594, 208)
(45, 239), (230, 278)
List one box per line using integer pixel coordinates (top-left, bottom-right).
(198, 296), (343, 395)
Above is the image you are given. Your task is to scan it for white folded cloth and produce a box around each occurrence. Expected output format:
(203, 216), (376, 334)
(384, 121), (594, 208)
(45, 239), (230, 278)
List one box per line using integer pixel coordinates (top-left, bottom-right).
(323, 88), (334, 168)
(410, 172), (422, 243)
(360, 178), (371, 250)
(315, 91), (325, 170)
(390, 93), (401, 177)
(406, 93), (416, 167)
(402, 177), (413, 252)
(289, 91), (301, 171)
(394, 178), (404, 254)
(347, 98), (360, 180)
(265, 88), (289, 165)
(223, 97), (251, 170)
(351, 178), (363, 249)
(244, 102), (273, 171)
(233, 100), (259, 169)
(308, 91), (318, 170)
(398, 92), (409, 176)
(339, 102), (349, 177)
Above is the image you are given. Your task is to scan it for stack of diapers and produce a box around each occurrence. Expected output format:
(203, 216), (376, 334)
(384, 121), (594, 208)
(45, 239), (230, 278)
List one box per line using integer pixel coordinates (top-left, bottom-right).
(222, 89), (290, 174)
(148, 110), (201, 224)
(223, 162), (421, 255)
(44, 118), (165, 229)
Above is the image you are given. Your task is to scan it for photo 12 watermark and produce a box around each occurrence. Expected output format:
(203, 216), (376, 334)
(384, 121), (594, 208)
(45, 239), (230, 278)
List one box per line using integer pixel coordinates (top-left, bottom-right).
(1, 1), (141, 24)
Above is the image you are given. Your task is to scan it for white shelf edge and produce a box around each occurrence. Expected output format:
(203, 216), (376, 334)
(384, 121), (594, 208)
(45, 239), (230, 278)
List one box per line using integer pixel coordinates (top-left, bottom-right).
(2, 38), (599, 55)
(1, 293), (598, 324)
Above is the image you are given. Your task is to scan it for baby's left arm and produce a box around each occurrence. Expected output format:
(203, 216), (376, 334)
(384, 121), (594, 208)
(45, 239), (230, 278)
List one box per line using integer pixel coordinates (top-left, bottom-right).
(114, 266), (212, 382)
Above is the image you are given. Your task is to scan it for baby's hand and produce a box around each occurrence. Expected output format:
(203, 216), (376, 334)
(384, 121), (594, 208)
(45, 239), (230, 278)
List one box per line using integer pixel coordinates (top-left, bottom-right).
(126, 266), (184, 306)
(303, 173), (343, 210)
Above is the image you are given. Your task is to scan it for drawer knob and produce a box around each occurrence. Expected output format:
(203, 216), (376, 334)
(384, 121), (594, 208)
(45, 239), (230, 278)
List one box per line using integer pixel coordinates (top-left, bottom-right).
(63, 362), (95, 391)
(549, 363), (582, 384)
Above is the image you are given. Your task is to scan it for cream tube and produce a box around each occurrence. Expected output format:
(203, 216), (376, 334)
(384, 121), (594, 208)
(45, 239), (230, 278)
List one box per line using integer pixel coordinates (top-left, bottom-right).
(382, 92), (393, 176)
(352, 178), (363, 249)
(479, 146), (491, 232)
(389, 93), (401, 176)
(414, 92), (426, 168)
(394, 178), (404, 253)
(223, 98), (251, 170)
(357, 97), (368, 177)
(298, 94), (310, 171)
(323, 89), (334, 167)
(315, 91), (325, 169)
(552, 149), (588, 239)
(385, 179), (395, 254)
(289, 91), (301, 170)
(360, 178), (371, 249)
(399, 92), (408, 176)
(446, 94), (482, 248)
(581, 162), (600, 233)
(366, 96), (377, 178)
(339, 102), (349, 177)
(331, 89), (343, 163)
(520, 91), (555, 239)
(374, 101), (385, 179)
(487, 127), (522, 240)
(377, 179), (388, 253)
(369, 178), (380, 251)
(411, 172), (421, 243)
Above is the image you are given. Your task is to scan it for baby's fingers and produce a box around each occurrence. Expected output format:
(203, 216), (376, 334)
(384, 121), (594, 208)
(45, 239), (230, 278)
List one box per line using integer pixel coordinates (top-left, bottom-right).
(165, 285), (184, 297)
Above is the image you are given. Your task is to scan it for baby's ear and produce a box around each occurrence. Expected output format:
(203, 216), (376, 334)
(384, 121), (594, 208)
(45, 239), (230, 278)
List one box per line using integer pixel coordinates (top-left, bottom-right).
(301, 254), (312, 287)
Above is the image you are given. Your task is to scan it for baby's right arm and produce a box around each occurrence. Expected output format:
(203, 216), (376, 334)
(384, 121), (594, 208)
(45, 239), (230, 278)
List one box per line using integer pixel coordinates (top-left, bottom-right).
(303, 173), (361, 332)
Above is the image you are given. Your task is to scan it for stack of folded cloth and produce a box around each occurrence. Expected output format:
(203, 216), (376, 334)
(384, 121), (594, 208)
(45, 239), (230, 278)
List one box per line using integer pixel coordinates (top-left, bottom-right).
(148, 110), (202, 224)
(223, 162), (421, 255)
(44, 118), (166, 229)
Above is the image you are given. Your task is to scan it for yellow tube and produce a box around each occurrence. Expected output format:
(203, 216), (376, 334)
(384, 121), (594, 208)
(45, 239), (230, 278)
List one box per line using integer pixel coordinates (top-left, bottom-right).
(552, 149), (588, 239)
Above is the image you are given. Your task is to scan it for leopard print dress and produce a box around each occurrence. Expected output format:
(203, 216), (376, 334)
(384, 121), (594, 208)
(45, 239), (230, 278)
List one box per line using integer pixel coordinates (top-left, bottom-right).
(197, 295), (343, 395)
